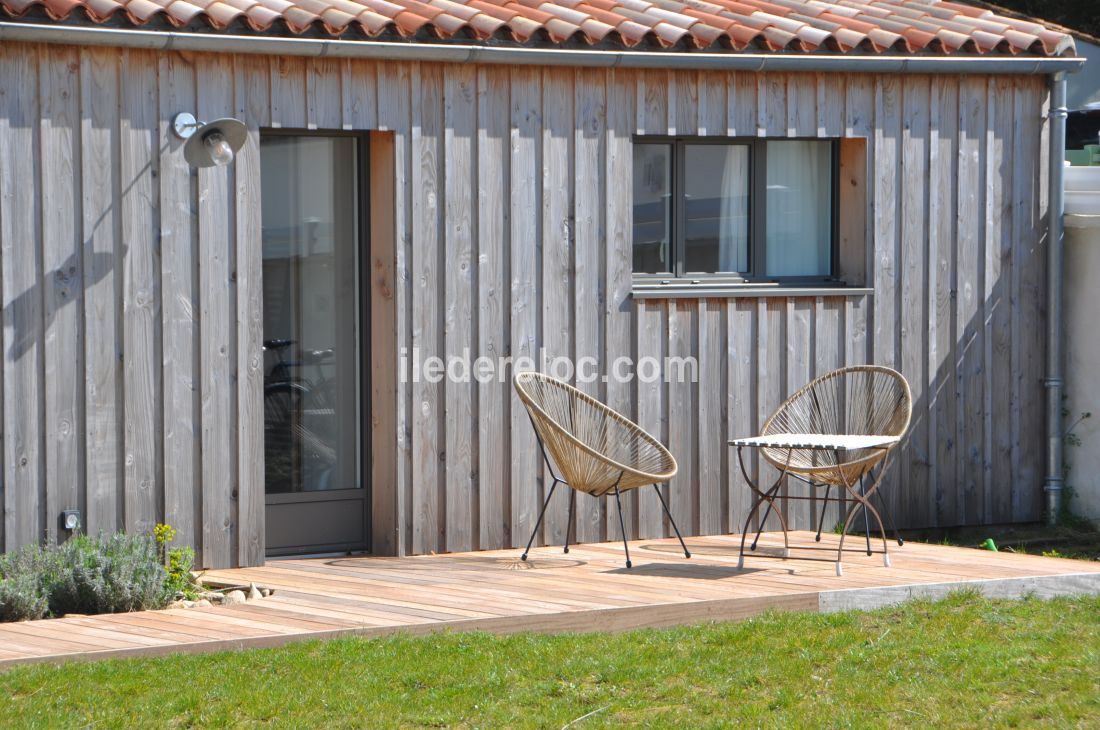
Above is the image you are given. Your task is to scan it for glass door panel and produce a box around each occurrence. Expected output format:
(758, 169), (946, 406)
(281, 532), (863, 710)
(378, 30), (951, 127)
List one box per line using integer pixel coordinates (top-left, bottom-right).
(260, 133), (367, 556)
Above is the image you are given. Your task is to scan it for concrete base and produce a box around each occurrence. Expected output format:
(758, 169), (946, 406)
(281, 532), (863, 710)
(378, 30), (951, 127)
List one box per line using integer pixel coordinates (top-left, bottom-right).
(819, 571), (1100, 613)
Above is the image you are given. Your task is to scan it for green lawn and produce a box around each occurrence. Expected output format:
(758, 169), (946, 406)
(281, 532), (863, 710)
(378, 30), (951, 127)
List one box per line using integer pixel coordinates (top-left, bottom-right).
(1, 592), (1098, 728)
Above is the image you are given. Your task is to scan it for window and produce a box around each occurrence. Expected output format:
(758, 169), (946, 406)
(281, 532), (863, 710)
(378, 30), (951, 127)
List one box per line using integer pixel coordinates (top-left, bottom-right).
(632, 138), (838, 284)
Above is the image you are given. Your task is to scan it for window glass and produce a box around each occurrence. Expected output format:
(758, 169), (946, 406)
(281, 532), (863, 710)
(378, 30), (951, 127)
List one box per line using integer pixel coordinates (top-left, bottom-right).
(683, 144), (750, 273)
(261, 136), (361, 494)
(632, 144), (672, 273)
(765, 140), (833, 277)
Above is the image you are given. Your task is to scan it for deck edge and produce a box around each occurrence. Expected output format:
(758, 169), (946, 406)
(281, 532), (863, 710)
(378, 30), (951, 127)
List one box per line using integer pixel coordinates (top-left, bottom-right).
(817, 571), (1100, 613)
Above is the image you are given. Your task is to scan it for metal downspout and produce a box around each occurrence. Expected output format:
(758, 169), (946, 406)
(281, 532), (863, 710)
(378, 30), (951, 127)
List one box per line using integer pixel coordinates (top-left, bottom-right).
(1044, 72), (1068, 525)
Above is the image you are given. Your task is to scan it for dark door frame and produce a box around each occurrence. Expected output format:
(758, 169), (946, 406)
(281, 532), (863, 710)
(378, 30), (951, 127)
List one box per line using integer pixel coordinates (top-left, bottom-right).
(260, 128), (372, 557)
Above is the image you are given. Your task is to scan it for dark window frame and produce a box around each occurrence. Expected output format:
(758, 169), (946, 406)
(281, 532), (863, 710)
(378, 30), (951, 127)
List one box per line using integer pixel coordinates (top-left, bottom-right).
(632, 136), (841, 286)
(258, 127), (373, 555)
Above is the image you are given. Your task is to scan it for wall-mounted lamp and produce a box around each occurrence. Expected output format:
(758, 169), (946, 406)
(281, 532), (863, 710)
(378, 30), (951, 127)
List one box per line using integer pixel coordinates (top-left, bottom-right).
(172, 112), (247, 168)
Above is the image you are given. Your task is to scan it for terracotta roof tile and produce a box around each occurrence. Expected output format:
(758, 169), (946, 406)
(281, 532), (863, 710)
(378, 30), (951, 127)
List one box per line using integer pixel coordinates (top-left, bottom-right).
(0, 0), (1077, 56)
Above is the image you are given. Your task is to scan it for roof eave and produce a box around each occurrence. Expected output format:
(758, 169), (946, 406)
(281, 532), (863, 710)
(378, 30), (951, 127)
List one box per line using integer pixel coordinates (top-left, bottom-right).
(0, 21), (1086, 74)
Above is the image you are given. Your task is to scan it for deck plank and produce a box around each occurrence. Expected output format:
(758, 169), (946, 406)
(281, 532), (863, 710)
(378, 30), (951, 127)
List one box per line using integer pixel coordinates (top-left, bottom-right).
(1, 533), (1098, 667)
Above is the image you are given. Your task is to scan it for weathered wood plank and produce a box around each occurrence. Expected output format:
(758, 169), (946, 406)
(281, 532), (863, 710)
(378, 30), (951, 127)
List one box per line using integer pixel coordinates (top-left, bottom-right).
(813, 298), (844, 533)
(1014, 79), (1046, 522)
(306, 57), (341, 130)
(508, 67), (541, 549)
(158, 51), (200, 556)
(845, 74), (874, 138)
(0, 45), (44, 549)
(872, 75), (902, 524)
(342, 59), (377, 131)
(987, 77), (1014, 524)
(443, 65), (476, 553)
(476, 67), (509, 551)
(270, 55), (306, 129)
(635, 300), (665, 539)
(728, 72), (756, 137)
(669, 70), (697, 137)
(80, 47), (122, 537)
(573, 68), (605, 544)
(235, 54), (267, 566)
(785, 298), (812, 529)
(411, 63), (444, 555)
(763, 300), (787, 530)
(541, 69), (573, 547)
(930, 75), (959, 527)
(697, 300), (724, 535)
(377, 61), (413, 554)
(956, 75), (986, 526)
(760, 74), (786, 137)
(697, 72), (725, 136)
(197, 58), (237, 568)
(39, 45), (84, 545)
(121, 51), (162, 537)
(638, 70), (668, 137)
(604, 69), (635, 543)
(787, 73), (816, 137)
(899, 75), (930, 527)
(817, 72), (845, 138)
(668, 300), (696, 535)
(727, 300), (755, 535)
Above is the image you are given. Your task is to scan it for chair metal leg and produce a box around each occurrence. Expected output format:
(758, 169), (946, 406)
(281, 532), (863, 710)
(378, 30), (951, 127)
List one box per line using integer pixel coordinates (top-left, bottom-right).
(563, 487), (576, 554)
(815, 483), (832, 542)
(860, 476), (873, 557)
(520, 479), (559, 562)
(612, 480), (632, 569)
(872, 485), (905, 546)
(651, 485), (691, 558)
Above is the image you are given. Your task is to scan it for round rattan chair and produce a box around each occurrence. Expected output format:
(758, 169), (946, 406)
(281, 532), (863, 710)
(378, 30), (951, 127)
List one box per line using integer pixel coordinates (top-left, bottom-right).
(513, 371), (687, 568)
(739, 365), (912, 574)
(761, 365), (912, 485)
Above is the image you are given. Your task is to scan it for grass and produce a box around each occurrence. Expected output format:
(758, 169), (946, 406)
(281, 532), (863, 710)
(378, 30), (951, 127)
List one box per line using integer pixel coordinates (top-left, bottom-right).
(1, 592), (1098, 728)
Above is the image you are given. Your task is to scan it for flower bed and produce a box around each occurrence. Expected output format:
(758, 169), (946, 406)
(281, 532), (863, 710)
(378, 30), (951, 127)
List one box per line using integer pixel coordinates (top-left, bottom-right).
(0, 524), (265, 622)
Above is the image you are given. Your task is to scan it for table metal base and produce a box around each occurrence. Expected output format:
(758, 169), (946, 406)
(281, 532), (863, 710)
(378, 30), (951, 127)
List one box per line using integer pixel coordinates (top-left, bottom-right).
(733, 444), (897, 576)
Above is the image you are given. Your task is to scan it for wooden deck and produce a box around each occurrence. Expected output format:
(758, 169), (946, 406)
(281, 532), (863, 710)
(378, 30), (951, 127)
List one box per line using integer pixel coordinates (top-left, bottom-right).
(2, 532), (1098, 668)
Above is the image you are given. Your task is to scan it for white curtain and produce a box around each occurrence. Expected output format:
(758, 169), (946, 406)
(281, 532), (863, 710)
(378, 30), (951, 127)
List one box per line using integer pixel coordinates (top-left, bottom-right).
(765, 141), (831, 277)
(717, 147), (749, 272)
(684, 144), (749, 273)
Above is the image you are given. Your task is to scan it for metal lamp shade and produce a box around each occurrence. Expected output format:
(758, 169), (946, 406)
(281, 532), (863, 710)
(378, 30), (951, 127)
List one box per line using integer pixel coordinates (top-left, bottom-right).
(183, 117), (248, 168)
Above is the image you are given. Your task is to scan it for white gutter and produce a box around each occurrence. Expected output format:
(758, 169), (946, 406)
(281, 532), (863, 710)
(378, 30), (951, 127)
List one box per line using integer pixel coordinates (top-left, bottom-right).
(0, 21), (1086, 74)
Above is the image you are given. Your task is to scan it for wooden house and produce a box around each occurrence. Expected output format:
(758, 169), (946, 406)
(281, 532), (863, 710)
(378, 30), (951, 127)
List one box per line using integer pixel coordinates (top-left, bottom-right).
(0, 0), (1082, 567)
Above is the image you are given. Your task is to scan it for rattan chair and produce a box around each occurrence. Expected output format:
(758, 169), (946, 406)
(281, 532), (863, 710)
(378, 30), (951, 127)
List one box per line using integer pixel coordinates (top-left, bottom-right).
(734, 365), (912, 574)
(513, 371), (689, 568)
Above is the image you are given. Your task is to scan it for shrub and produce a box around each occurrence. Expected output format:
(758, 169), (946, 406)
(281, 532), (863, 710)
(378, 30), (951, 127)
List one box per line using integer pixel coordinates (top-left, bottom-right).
(0, 529), (195, 622)
(0, 573), (49, 622)
(0, 545), (55, 621)
(44, 533), (171, 616)
(155, 523), (198, 601)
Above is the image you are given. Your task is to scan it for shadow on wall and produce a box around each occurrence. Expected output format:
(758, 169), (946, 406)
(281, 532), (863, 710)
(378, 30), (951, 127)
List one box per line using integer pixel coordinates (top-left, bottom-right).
(5, 245), (121, 362)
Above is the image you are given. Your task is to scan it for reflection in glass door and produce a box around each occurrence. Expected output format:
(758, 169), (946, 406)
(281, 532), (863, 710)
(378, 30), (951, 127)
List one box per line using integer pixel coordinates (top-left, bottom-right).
(261, 133), (367, 555)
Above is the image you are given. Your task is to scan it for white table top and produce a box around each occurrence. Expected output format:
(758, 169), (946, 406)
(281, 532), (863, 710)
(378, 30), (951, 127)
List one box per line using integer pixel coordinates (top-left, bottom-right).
(728, 434), (900, 450)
